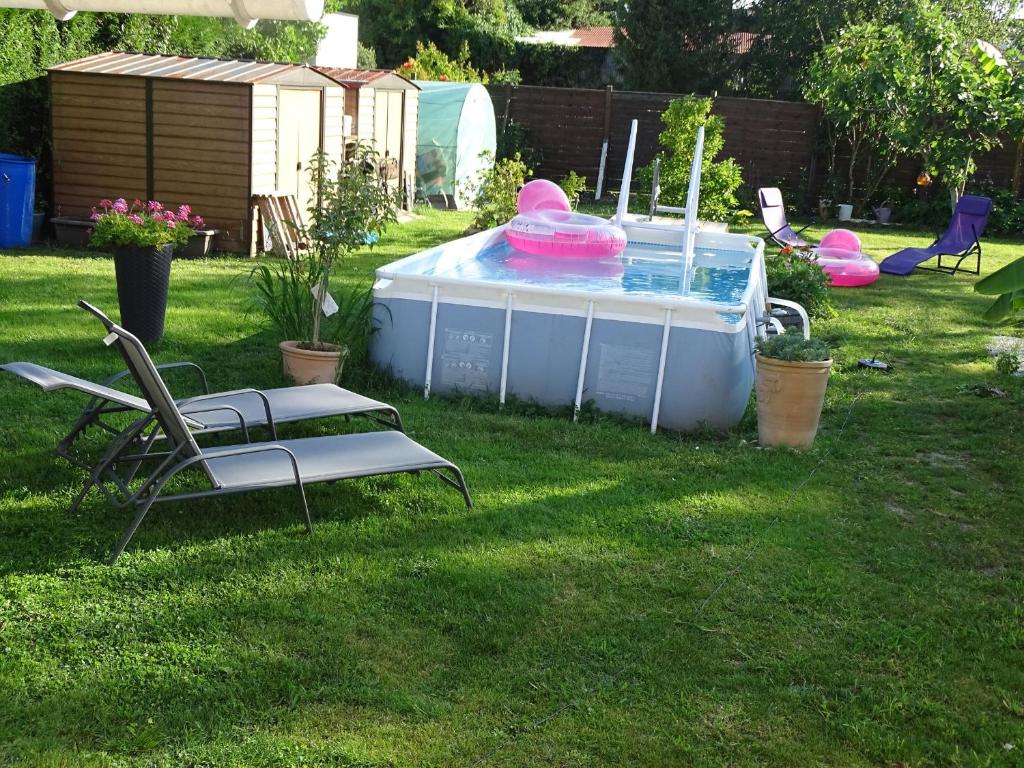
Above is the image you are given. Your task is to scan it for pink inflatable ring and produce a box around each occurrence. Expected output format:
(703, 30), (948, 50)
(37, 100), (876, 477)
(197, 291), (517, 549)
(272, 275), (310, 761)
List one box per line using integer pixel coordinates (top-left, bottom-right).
(814, 228), (880, 287)
(507, 209), (627, 258)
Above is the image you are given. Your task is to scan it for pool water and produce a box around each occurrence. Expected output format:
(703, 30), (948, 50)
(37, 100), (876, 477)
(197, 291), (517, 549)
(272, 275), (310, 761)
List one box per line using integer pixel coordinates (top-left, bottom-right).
(416, 240), (754, 306)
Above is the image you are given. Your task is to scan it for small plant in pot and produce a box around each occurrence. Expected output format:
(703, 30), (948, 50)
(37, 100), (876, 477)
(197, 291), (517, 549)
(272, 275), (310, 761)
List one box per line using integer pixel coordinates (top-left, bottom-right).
(755, 331), (832, 449)
(89, 198), (202, 343)
(250, 146), (397, 385)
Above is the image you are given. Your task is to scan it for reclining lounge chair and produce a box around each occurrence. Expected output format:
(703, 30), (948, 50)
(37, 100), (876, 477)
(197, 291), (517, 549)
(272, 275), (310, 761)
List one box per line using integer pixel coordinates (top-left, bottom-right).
(1, 359), (403, 472)
(757, 187), (812, 249)
(11, 301), (472, 563)
(879, 195), (992, 276)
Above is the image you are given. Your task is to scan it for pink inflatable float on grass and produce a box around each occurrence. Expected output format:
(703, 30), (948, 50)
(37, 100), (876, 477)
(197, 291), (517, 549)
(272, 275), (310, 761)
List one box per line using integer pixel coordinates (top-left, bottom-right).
(814, 228), (880, 288)
(506, 180), (627, 259)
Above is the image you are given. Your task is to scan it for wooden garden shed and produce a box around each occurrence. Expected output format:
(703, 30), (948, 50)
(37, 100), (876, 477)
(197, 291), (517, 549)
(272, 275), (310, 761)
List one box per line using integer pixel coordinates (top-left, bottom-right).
(315, 67), (418, 192)
(49, 52), (346, 254)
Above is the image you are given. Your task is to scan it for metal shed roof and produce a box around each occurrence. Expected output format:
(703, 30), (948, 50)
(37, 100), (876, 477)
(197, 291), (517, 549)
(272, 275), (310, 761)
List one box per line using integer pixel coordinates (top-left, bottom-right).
(50, 52), (342, 86)
(314, 67), (418, 91)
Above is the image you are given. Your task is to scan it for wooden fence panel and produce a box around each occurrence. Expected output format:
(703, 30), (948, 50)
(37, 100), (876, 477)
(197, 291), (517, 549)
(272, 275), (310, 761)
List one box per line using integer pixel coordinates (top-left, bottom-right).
(487, 84), (1018, 204)
(488, 85), (819, 199)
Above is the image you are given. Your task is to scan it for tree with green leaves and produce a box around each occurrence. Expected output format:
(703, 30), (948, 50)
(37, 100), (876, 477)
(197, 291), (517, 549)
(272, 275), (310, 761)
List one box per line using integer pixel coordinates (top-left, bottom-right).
(805, 2), (1021, 211)
(901, 19), (1020, 205)
(742, 0), (1020, 99)
(637, 97), (744, 221)
(516, 0), (615, 30)
(616, 0), (736, 94)
(804, 21), (916, 209)
(739, 0), (886, 98)
(332, 0), (523, 70)
(397, 40), (488, 82)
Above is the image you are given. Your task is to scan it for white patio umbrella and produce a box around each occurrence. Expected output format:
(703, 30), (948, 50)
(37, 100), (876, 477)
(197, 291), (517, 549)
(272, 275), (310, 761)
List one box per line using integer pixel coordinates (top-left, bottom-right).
(0, 0), (323, 28)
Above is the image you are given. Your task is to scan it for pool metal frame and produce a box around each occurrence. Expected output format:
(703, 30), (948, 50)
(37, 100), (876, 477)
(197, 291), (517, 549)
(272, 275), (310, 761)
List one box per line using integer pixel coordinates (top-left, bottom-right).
(374, 222), (807, 433)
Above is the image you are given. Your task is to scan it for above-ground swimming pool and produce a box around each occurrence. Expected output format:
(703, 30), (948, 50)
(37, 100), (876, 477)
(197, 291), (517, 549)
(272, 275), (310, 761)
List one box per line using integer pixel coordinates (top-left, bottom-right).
(372, 222), (769, 432)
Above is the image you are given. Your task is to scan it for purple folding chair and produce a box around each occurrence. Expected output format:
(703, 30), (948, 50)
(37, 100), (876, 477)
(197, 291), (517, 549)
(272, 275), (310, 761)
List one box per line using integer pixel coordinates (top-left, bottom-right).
(879, 195), (992, 276)
(758, 187), (812, 249)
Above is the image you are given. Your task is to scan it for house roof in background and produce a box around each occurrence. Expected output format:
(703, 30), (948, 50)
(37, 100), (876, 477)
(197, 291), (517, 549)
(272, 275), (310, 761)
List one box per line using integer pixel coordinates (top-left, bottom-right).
(730, 32), (758, 54)
(516, 27), (761, 54)
(516, 26), (617, 49)
(313, 67), (419, 91)
(50, 52), (339, 87)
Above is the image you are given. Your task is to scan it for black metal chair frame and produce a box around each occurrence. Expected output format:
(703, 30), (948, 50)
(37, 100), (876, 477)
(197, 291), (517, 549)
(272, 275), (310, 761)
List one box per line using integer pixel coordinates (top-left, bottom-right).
(53, 361), (403, 475)
(912, 224), (983, 276)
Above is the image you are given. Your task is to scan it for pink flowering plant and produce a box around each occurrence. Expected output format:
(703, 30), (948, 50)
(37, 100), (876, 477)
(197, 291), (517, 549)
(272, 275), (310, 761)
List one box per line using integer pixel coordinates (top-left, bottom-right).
(88, 198), (204, 249)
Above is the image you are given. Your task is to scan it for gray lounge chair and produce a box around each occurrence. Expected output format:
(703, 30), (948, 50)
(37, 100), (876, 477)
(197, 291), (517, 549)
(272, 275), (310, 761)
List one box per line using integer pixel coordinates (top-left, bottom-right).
(24, 300), (472, 564)
(1, 359), (403, 472)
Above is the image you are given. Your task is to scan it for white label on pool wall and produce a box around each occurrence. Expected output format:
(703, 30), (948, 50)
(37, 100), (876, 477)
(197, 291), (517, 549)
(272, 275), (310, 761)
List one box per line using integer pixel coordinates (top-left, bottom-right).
(596, 344), (656, 401)
(441, 329), (493, 392)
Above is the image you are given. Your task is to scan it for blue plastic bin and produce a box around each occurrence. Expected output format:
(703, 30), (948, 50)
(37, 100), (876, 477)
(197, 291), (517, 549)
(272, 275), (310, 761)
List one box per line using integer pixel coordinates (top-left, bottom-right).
(0, 153), (37, 248)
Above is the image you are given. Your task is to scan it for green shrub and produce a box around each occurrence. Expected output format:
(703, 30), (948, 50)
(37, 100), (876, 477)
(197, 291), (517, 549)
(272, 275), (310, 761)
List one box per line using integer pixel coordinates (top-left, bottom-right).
(490, 68), (522, 86)
(398, 41), (487, 83)
(511, 42), (608, 88)
(496, 118), (542, 169)
(891, 193), (954, 231)
(466, 152), (532, 230)
(995, 352), (1021, 377)
(756, 330), (831, 362)
(356, 42), (377, 69)
(973, 186), (1024, 236)
(559, 171), (587, 210)
(765, 248), (836, 320)
(893, 183), (1024, 235)
(636, 97), (744, 222)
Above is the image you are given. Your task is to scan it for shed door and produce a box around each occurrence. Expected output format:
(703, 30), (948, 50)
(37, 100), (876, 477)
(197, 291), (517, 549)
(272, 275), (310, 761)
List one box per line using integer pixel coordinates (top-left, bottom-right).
(277, 88), (322, 218)
(374, 89), (404, 187)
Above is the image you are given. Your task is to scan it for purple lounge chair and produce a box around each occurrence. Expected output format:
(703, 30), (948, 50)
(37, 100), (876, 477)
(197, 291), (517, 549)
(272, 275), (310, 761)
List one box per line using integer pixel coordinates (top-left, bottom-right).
(758, 187), (811, 249)
(879, 195), (992, 276)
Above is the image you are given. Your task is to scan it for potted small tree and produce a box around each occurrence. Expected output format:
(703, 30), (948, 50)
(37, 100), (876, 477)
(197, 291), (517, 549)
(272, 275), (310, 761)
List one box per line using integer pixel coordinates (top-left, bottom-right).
(755, 331), (832, 449)
(250, 146), (397, 385)
(89, 198), (201, 343)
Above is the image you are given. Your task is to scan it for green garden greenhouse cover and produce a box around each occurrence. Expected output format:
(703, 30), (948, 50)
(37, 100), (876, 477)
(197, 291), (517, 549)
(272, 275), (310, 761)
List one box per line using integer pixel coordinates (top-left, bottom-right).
(414, 81), (496, 209)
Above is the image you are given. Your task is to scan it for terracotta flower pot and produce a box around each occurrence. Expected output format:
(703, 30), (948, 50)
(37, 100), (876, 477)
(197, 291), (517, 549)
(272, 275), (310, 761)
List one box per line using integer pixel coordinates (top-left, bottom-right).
(755, 354), (833, 449)
(279, 340), (347, 385)
(112, 244), (173, 344)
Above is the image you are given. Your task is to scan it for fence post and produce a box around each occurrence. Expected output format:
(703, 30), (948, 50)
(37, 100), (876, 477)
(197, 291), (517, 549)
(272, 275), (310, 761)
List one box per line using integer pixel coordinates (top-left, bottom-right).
(595, 84), (613, 199)
(502, 82), (513, 133)
(1014, 136), (1023, 198)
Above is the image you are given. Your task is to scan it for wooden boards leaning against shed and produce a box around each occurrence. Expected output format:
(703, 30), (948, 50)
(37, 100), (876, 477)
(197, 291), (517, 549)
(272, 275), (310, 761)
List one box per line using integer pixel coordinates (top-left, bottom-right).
(253, 193), (306, 260)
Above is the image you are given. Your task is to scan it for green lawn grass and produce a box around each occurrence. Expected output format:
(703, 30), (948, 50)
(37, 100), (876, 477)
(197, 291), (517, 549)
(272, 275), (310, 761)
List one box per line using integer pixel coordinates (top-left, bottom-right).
(0, 209), (1022, 767)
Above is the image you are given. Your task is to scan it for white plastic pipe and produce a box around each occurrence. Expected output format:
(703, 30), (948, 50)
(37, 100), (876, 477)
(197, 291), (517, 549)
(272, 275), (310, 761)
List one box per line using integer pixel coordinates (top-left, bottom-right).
(614, 119), (638, 227)
(423, 285), (439, 399)
(499, 292), (513, 406)
(595, 139), (608, 200)
(2, 0), (324, 27)
(681, 125), (705, 292)
(650, 307), (673, 434)
(573, 300), (595, 422)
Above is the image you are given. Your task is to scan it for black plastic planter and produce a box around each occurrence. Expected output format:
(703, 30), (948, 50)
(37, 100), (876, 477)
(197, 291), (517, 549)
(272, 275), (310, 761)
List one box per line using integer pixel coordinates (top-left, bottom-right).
(112, 244), (173, 343)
